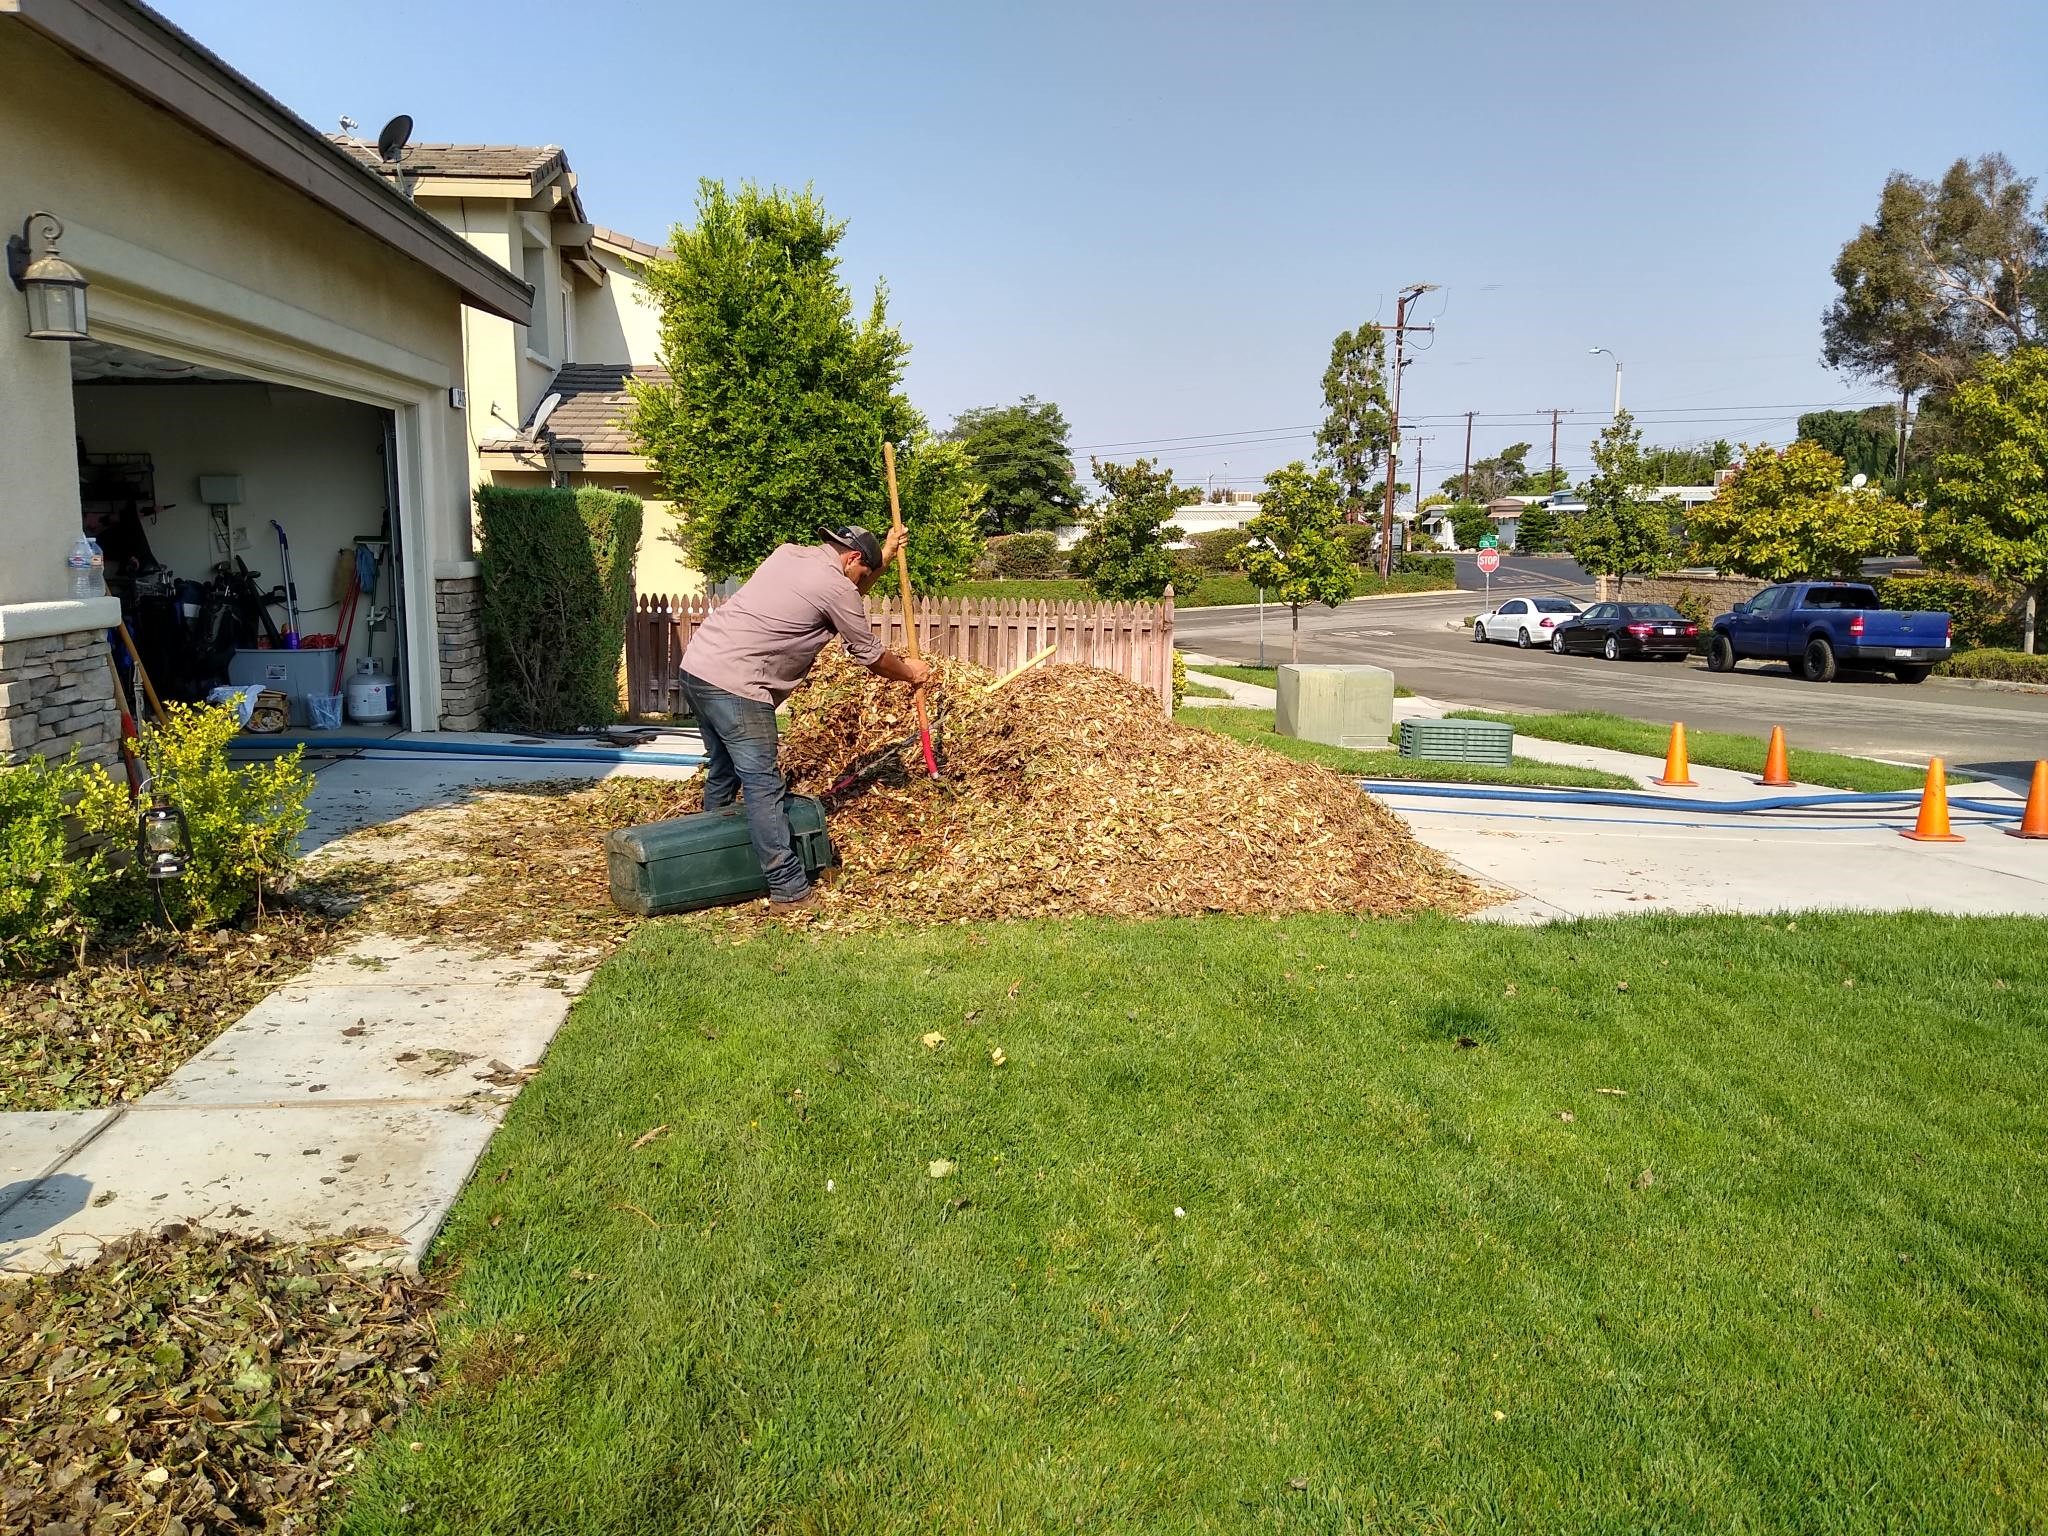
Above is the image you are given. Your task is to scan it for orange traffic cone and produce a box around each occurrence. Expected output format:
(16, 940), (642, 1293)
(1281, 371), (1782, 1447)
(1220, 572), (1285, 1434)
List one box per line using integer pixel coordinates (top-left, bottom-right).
(1902, 757), (1965, 843)
(1652, 722), (1694, 787)
(2007, 760), (2048, 840)
(1757, 725), (1794, 787)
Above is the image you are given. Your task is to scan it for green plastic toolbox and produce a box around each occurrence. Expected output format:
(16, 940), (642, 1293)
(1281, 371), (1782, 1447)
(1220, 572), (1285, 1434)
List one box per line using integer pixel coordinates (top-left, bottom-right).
(606, 796), (838, 915)
(1397, 717), (1515, 767)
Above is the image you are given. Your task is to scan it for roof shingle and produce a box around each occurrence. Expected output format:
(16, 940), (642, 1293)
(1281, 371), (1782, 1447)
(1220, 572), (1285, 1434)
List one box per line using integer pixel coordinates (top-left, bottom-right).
(480, 364), (669, 457)
(332, 138), (566, 183)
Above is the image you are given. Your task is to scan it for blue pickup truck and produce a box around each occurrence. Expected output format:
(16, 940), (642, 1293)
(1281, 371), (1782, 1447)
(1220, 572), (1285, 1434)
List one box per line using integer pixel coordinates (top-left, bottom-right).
(1707, 581), (1952, 684)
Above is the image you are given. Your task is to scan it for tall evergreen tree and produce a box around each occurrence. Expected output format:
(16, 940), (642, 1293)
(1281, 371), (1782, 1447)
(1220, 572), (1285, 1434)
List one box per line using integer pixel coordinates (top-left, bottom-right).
(945, 397), (1084, 534)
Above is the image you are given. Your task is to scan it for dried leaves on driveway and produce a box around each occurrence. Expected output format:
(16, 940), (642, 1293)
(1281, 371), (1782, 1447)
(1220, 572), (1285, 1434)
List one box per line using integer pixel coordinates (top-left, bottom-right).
(0, 1226), (439, 1534)
(0, 915), (342, 1114)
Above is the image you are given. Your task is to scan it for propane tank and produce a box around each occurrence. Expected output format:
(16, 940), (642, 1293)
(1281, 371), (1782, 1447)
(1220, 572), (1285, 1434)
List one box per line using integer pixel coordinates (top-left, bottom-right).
(345, 658), (398, 724)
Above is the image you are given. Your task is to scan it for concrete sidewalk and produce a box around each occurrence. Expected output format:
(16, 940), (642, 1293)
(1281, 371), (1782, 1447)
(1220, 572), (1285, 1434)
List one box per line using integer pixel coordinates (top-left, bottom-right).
(1, 739), (708, 1277)
(0, 933), (591, 1275)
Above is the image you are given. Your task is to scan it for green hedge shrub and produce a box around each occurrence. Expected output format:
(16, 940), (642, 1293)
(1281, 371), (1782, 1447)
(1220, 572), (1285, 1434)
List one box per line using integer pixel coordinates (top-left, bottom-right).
(1396, 553), (1455, 582)
(1182, 528), (1252, 574)
(986, 531), (1064, 580)
(1938, 649), (2048, 684)
(1, 753), (126, 972)
(1878, 573), (2021, 651)
(478, 487), (643, 731)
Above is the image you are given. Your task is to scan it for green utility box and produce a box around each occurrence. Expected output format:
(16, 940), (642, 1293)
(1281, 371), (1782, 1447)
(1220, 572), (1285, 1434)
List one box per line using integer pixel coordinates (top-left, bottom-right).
(1275, 664), (1396, 750)
(606, 797), (838, 915)
(1398, 717), (1515, 767)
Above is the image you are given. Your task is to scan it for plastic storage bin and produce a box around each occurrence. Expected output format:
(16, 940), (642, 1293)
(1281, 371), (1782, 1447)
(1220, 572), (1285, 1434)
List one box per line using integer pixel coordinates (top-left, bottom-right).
(606, 798), (838, 915)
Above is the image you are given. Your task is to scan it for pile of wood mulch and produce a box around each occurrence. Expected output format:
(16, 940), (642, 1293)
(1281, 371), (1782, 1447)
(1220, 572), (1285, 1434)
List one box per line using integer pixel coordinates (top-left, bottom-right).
(0, 1226), (439, 1534)
(771, 647), (1482, 924)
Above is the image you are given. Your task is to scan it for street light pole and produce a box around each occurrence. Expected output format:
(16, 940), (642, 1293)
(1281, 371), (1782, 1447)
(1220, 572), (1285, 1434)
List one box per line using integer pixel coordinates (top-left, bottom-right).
(1590, 346), (1623, 418)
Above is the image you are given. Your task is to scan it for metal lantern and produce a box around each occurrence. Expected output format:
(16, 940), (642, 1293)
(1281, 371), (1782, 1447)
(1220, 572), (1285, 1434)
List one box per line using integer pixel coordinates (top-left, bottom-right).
(137, 796), (192, 882)
(7, 212), (89, 341)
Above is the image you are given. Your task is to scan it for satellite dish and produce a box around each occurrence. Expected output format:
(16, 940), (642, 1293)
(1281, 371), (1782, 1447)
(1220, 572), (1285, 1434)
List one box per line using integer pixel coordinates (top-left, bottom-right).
(529, 392), (563, 435)
(375, 114), (413, 164)
(1851, 472), (1868, 489)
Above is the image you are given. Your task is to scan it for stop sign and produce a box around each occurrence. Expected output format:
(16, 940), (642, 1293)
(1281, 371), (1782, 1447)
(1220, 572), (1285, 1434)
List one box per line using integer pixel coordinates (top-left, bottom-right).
(1476, 548), (1501, 574)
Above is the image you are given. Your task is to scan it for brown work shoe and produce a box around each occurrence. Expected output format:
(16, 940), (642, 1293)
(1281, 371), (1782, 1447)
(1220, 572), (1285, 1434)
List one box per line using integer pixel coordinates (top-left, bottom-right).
(768, 887), (821, 916)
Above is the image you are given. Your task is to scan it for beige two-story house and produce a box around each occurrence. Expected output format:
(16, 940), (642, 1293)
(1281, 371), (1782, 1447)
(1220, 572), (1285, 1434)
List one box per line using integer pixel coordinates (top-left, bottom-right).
(333, 140), (698, 597)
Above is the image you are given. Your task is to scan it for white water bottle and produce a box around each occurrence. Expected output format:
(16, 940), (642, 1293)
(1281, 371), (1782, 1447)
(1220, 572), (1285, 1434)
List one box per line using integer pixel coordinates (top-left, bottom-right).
(68, 535), (105, 599)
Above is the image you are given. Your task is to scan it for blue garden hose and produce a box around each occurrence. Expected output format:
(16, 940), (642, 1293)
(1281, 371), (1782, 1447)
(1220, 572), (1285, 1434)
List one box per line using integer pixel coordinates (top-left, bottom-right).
(1360, 780), (2020, 824)
(234, 736), (706, 768)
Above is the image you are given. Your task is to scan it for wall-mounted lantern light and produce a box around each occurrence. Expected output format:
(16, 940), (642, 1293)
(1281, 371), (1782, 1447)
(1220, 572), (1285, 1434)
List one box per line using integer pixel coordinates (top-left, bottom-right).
(6, 212), (90, 341)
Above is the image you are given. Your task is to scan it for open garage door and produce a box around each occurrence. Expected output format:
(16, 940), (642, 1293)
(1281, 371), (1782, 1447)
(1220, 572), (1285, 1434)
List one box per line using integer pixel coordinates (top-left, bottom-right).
(70, 339), (411, 731)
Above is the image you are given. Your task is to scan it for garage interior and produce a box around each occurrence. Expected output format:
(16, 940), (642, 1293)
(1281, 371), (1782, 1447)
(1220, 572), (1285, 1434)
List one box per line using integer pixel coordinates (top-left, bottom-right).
(71, 338), (410, 733)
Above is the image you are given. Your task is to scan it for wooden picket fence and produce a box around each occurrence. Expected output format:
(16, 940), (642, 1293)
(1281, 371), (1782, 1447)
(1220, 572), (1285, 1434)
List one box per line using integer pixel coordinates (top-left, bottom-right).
(627, 590), (1178, 718)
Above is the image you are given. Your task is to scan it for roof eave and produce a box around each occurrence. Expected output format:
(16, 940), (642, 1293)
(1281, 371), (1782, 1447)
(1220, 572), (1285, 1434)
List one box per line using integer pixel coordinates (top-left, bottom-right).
(12, 0), (533, 325)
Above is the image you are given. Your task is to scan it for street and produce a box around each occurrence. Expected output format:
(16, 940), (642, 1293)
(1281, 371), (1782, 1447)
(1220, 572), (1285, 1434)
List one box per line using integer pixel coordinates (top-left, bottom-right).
(1176, 567), (2048, 781)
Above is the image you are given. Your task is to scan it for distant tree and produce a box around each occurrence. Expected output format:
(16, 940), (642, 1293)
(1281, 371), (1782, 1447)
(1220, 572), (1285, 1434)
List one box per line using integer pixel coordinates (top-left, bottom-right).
(630, 180), (914, 583)
(1519, 465), (1571, 496)
(1069, 457), (1195, 601)
(945, 397), (1084, 534)
(1449, 442), (1535, 502)
(1638, 439), (1735, 486)
(1921, 346), (2048, 652)
(1315, 324), (1392, 540)
(1567, 411), (1673, 593)
(1822, 154), (2047, 477)
(1512, 498), (1558, 553)
(1795, 410), (1898, 485)
(1240, 462), (1354, 661)
(893, 428), (988, 593)
(1448, 502), (1494, 550)
(1687, 440), (1920, 582)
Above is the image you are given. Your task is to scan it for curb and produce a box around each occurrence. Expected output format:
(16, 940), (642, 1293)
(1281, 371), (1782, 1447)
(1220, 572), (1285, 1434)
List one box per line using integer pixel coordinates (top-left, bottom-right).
(1929, 673), (2048, 697)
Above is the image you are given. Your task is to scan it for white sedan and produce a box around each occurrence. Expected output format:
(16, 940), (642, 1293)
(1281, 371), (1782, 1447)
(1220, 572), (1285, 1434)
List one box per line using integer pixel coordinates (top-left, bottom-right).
(1472, 595), (1584, 649)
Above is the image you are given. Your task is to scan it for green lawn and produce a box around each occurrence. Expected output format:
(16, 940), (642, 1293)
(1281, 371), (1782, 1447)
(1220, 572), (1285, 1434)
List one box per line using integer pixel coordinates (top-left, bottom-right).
(1448, 709), (1945, 793)
(1183, 661), (1415, 699)
(343, 913), (2048, 1533)
(1181, 679), (1231, 699)
(942, 572), (1455, 609)
(1179, 706), (1635, 789)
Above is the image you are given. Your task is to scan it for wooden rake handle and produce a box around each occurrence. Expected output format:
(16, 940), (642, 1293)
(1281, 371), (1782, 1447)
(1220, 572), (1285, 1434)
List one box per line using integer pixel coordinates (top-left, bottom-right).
(881, 441), (938, 778)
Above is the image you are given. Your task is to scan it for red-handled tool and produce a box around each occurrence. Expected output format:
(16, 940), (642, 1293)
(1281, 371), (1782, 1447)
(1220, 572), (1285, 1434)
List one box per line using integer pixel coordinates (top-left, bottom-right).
(881, 441), (939, 780)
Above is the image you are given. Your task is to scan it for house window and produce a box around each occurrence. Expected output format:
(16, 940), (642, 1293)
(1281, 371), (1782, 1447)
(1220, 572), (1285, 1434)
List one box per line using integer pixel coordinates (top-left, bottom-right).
(522, 242), (551, 358)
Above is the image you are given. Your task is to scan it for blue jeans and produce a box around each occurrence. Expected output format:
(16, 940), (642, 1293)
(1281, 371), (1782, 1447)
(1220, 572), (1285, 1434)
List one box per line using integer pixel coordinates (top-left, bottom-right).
(681, 671), (810, 901)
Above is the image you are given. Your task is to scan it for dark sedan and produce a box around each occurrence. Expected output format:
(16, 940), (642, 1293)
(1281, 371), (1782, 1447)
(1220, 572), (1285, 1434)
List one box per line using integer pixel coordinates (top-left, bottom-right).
(1551, 602), (1699, 661)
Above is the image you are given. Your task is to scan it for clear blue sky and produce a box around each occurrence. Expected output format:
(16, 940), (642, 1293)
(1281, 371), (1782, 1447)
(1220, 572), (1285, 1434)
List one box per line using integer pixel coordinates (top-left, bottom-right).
(165, 0), (2046, 495)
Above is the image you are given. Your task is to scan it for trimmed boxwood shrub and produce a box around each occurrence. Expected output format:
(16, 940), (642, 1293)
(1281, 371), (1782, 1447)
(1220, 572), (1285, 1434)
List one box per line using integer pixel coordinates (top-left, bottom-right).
(1939, 648), (2048, 684)
(478, 486), (643, 731)
(986, 531), (1065, 580)
(1396, 553), (1455, 582)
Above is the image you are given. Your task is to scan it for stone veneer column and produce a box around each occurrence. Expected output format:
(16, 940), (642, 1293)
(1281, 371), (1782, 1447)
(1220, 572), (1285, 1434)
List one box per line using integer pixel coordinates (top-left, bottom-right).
(435, 576), (487, 731)
(0, 626), (121, 770)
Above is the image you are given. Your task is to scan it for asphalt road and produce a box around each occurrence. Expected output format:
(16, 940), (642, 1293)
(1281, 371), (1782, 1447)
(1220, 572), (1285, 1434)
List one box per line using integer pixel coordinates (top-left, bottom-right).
(1177, 570), (2048, 782)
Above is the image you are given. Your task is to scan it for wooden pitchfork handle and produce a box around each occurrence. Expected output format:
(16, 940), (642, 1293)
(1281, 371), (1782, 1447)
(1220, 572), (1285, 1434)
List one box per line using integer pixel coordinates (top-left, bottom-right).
(881, 441), (939, 779)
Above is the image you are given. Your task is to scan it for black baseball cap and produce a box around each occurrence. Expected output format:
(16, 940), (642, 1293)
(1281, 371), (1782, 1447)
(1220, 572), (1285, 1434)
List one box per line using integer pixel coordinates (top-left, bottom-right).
(820, 525), (885, 568)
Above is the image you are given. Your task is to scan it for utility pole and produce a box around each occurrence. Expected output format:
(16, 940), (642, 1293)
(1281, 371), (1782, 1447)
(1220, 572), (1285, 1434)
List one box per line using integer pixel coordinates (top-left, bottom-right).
(1407, 435), (1432, 556)
(1541, 408), (1573, 491)
(1371, 284), (1438, 579)
(1461, 410), (1476, 501)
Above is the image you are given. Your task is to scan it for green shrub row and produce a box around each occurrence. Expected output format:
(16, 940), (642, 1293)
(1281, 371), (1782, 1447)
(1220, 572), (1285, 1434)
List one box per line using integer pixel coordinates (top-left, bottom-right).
(1938, 648), (2048, 684)
(478, 486), (643, 732)
(1, 704), (311, 973)
(981, 531), (1066, 580)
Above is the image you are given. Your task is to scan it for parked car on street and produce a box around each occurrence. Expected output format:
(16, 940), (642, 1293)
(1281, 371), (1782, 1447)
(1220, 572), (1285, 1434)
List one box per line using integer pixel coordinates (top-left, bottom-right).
(1472, 595), (1584, 648)
(1708, 581), (1952, 683)
(1551, 602), (1699, 660)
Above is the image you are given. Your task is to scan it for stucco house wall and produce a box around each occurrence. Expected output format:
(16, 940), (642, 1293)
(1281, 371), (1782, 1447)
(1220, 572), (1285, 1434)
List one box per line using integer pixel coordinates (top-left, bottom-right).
(0, 9), (525, 756)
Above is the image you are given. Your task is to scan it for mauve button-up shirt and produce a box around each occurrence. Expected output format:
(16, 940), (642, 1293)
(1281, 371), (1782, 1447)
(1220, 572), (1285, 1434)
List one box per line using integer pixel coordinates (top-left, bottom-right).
(680, 543), (885, 705)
